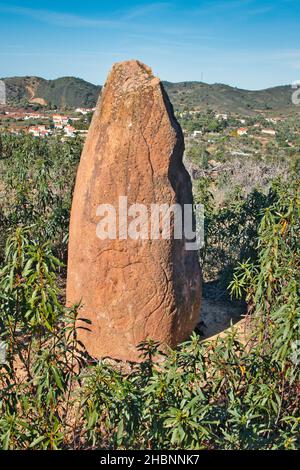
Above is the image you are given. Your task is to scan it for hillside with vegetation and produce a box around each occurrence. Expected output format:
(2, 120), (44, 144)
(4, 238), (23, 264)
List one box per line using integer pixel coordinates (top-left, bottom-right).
(164, 81), (295, 114)
(2, 76), (101, 109)
(1, 75), (297, 115)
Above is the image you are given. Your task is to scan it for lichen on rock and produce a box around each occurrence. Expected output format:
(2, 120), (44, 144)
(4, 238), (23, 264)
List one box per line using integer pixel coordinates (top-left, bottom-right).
(66, 60), (201, 362)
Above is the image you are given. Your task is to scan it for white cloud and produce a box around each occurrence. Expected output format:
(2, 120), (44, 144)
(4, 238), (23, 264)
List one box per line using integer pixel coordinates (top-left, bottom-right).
(123, 2), (171, 20)
(0, 3), (119, 27)
(0, 2), (172, 28)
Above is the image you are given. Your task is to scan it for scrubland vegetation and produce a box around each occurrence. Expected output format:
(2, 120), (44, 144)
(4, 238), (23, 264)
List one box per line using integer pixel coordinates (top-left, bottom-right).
(0, 128), (299, 450)
(3, 76), (100, 109)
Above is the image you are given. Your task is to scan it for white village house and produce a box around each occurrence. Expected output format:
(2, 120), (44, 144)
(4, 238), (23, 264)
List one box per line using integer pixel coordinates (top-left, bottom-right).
(52, 114), (69, 128)
(261, 129), (276, 136)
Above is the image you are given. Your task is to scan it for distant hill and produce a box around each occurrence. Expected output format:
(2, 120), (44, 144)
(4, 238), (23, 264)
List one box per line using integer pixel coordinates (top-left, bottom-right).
(1, 76), (101, 109)
(1, 75), (296, 115)
(163, 81), (296, 115)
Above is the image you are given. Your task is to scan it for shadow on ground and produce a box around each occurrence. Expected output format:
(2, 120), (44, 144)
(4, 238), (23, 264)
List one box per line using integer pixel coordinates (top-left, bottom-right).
(196, 281), (246, 340)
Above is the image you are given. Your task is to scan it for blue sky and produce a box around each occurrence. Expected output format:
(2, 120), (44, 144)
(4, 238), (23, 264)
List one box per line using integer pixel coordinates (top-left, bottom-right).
(0, 0), (299, 89)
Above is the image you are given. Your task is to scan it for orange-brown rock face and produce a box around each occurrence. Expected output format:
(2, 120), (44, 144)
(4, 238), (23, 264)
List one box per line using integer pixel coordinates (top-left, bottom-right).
(66, 60), (201, 362)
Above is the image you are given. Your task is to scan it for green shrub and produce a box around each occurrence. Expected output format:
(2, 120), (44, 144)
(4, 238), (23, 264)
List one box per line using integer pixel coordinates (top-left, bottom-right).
(0, 135), (298, 450)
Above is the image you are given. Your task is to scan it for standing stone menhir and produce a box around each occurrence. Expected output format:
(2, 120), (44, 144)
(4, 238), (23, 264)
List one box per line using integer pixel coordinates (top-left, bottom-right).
(66, 60), (201, 362)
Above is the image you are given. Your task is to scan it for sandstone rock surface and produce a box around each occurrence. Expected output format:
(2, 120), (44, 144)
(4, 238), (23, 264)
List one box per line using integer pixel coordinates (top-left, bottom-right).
(66, 60), (201, 362)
